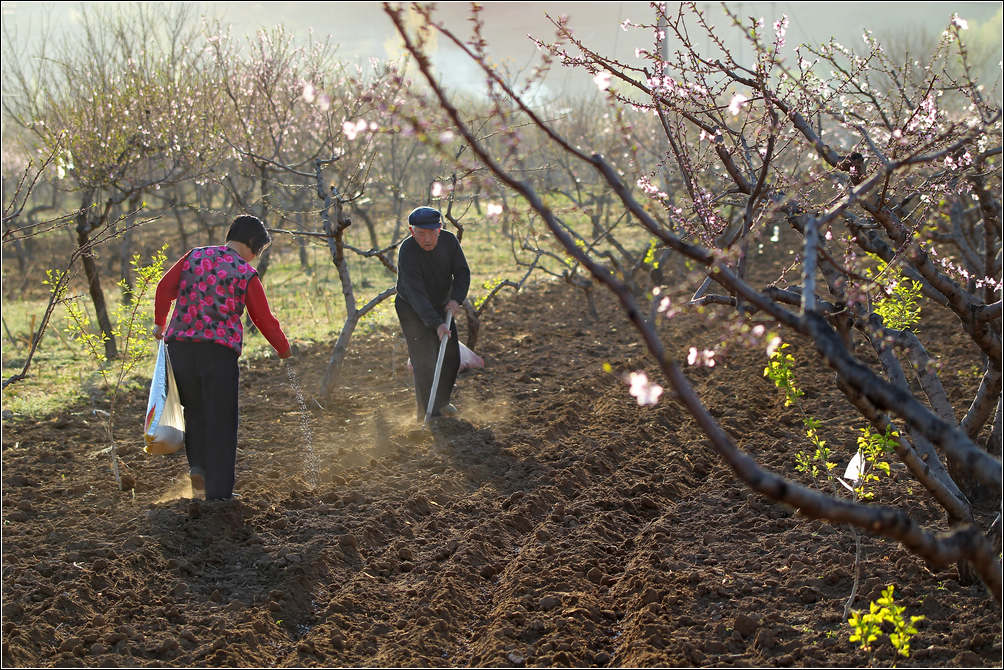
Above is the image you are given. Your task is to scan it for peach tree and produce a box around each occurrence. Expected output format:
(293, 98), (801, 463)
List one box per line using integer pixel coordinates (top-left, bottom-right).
(387, 2), (1002, 601)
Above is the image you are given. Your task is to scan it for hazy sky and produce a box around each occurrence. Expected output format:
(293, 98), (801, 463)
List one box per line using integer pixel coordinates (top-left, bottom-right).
(3, 1), (1001, 95)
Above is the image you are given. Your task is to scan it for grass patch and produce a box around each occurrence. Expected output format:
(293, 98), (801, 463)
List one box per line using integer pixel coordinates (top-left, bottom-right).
(2, 197), (658, 421)
(2, 223), (554, 420)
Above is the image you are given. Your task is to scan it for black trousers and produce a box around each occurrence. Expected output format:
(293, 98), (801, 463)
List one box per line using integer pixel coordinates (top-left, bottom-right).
(166, 340), (239, 499)
(396, 296), (459, 420)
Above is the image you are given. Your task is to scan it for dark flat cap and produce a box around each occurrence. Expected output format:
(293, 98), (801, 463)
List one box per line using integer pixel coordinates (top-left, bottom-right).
(408, 206), (442, 229)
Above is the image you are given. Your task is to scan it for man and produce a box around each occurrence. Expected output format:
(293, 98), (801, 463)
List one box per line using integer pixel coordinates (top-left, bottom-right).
(396, 206), (471, 422)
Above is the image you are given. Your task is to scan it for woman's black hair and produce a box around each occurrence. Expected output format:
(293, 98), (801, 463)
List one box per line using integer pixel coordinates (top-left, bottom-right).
(226, 215), (271, 255)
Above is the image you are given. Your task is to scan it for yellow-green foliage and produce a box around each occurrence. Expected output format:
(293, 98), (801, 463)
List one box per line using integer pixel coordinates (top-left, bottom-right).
(62, 246), (167, 436)
(865, 254), (922, 330)
(849, 585), (924, 658)
(795, 416), (836, 479)
(851, 425), (897, 500)
(643, 238), (660, 270)
(764, 342), (803, 407)
(474, 278), (506, 310)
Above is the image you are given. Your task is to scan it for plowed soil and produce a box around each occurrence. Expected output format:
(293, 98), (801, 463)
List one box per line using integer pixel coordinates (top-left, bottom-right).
(2, 279), (1001, 668)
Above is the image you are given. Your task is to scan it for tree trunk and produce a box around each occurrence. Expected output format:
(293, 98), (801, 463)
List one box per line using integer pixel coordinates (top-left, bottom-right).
(392, 191), (405, 241)
(351, 201), (381, 249)
(297, 234), (311, 274)
(171, 185), (190, 250)
(297, 212), (312, 274)
(320, 193), (357, 398)
(76, 196), (117, 360)
(246, 166), (273, 334)
(988, 397), (1003, 458)
(119, 193), (141, 304)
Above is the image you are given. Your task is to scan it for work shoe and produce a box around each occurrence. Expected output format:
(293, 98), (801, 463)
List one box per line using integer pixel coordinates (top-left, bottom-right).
(189, 469), (206, 496)
(440, 403), (459, 418)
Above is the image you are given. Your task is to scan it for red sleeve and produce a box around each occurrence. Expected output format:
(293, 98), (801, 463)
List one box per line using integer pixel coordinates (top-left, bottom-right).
(245, 276), (291, 357)
(154, 251), (190, 327)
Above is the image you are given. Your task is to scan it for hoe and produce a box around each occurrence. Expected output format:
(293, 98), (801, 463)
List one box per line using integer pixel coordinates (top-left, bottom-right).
(424, 311), (453, 426)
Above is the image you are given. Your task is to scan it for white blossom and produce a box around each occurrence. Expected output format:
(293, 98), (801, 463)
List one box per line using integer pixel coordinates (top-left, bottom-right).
(628, 371), (663, 405)
(728, 93), (749, 116)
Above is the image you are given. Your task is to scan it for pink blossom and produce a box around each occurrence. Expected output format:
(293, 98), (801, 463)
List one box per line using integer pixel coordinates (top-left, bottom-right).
(766, 336), (783, 357)
(486, 203), (504, 218)
(594, 71), (612, 91)
(657, 296), (679, 318)
(728, 93), (749, 116)
(773, 16), (789, 47)
(687, 347), (716, 367)
(302, 82), (316, 103)
(342, 119), (368, 140)
(628, 371), (663, 406)
(951, 14), (968, 30)
(431, 182), (444, 197)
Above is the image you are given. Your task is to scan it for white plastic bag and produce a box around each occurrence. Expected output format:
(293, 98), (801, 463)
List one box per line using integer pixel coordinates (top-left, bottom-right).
(407, 340), (485, 372)
(459, 341), (485, 371)
(836, 451), (862, 492)
(143, 340), (185, 455)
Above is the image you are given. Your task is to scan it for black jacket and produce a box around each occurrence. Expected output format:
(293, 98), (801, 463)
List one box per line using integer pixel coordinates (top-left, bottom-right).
(396, 231), (470, 329)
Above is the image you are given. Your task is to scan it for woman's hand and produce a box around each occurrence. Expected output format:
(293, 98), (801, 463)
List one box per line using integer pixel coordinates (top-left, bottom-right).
(152, 324), (164, 340)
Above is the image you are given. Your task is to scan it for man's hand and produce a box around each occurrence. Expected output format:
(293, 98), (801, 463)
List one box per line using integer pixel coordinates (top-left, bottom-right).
(437, 323), (450, 341)
(152, 324), (164, 340)
(445, 300), (461, 317)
